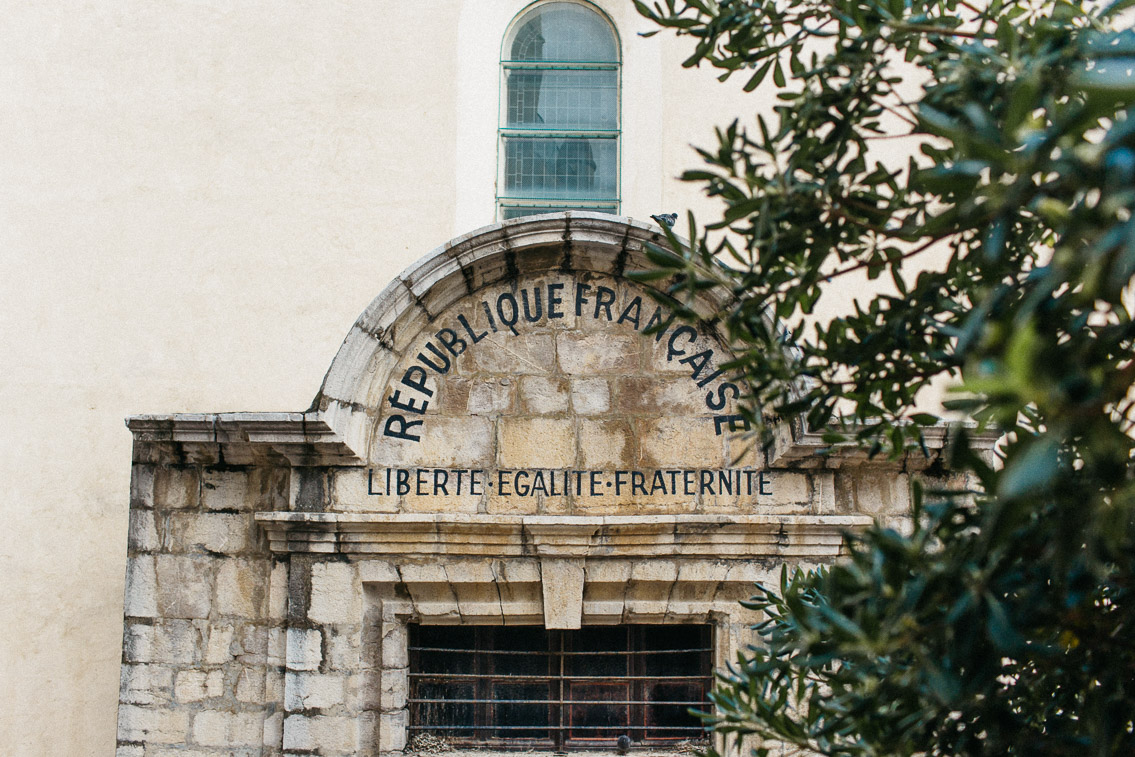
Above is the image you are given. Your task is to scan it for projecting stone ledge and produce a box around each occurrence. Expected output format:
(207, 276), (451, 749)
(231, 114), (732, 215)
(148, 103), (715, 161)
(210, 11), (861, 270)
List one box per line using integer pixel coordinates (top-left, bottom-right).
(127, 412), (359, 465)
(254, 512), (871, 558)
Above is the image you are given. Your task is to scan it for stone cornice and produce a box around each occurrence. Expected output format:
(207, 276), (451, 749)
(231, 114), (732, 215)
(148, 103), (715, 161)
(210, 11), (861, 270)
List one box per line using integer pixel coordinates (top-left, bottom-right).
(126, 412), (360, 466)
(253, 512), (871, 558)
(768, 414), (1002, 469)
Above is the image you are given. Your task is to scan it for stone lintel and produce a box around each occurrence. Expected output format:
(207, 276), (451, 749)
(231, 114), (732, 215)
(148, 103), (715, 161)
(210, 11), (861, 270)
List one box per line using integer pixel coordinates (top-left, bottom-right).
(126, 412), (361, 466)
(254, 512), (869, 558)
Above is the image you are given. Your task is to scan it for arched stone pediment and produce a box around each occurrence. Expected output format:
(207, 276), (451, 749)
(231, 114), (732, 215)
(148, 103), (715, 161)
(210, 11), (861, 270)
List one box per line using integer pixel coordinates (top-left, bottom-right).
(314, 213), (745, 473)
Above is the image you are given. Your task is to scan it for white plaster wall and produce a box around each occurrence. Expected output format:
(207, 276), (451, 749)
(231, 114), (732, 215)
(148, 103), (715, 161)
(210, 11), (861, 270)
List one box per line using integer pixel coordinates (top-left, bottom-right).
(0, 3), (783, 754)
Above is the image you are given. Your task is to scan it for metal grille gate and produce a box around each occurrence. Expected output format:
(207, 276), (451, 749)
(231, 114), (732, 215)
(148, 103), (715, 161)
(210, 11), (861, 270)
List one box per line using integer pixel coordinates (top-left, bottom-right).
(408, 625), (712, 750)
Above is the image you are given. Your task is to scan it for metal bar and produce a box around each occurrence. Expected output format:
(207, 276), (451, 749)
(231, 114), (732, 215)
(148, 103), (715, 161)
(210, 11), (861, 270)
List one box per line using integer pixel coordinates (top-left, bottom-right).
(501, 129), (617, 140)
(409, 646), (713, 656)
(500, 127), (619, 136)
(556, 631), (565, 752)
(407, 725), (705, 731)
(409, 673), (712, 681)
(501, 61), (618, 70)
(410, 698), (710, 705)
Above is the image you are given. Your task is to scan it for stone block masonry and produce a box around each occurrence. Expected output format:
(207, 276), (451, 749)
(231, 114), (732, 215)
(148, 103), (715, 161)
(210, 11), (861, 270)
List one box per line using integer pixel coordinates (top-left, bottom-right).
(117, 215), (981, 757)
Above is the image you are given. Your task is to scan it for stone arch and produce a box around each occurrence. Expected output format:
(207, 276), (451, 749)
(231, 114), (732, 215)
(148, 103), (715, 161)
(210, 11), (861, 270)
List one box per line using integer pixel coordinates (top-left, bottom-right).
(313, 212), (743, 463)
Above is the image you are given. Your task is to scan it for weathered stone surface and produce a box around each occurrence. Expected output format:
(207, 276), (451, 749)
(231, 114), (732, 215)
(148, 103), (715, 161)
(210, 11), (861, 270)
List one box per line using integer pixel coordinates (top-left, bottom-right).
(851, 471), (912, 516)
(541, 558), (585, 629)
(519, 375), (570, 414)
(130, 464), (156, 509)
(263, 710), (284, 750)
(463, 332), (555, 375)
(380, 668), (408, 711)
(117, 704), (190, 744)
(170, 512), (251, 555)
(174, 670), (224, 702)
(204, 624), (235, 665)
(468, 379), (514, 415)
(285, 671), (347, 711)
(286, 628), (323, 672)
(498, 417), (574, 469)
(308, 561), (359, 625)
(331, 468), (398, 513)
(213, 559), (261, 618)
(570, 377), (610, 415)
(200, 468), (248, 511)
(283, 714), (359, 752)
(636, 416), (726, 467)
(192, 710), (263, 747)
(128, 510), (160, 552)
(154, 467), (198, 509)
(380, 622), (407, 669)
(235, 666), (265, 703)
(123, 620), (202, 665)
(324, 627), (359, 676)
(124, 555), (158, 618)
(557, 332), (639, 375)
(437, 375), (471, 414)
(578, 419), (632, 469)
(371, 416), (493, 468)
(119, 663), (173, 706)
(268, 559), (288, 622)
(378, 710), (408, 752)
(154, 555), (214, 619)
(356, 560), (399, 584)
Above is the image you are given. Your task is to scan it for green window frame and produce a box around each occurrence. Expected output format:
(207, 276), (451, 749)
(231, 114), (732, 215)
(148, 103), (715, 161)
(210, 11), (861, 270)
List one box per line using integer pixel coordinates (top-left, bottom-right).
(498, 1), (620, 220)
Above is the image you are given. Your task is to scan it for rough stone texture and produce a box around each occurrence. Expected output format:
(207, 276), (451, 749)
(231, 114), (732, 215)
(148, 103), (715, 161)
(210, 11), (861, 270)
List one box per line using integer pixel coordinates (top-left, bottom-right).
(557, 332), (640, 375)
(577, 419), (633, 469)
(371, 416), (493, 469)
(192, 710), (263, 747)
(468, 379), (514, 415)
(128, 510), (160, 552)
(541, 558), (585, 629)
(570, 377), (610, 415)
(115, 243), (929, 757)
(124, 555), (158, 618)
(283, 714), (359, 753)
(308, 562), (360, 625)
(120, 663), (173, 706)
(174, 670), (224, 702)
(117, 704), (191, 744)
(519, 375), (570, 414)
(285, 628), (323, 672)
(637, 416), (727, 468)
(498, 417), (575, 469)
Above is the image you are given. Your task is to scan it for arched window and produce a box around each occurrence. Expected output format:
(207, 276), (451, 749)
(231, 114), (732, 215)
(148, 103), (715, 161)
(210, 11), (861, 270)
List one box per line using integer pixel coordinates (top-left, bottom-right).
(498, 2), (620, 220)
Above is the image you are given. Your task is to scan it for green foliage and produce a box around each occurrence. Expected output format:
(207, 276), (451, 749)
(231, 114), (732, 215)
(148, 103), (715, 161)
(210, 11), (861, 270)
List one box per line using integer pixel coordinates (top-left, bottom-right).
(634, 0), (1135, 753)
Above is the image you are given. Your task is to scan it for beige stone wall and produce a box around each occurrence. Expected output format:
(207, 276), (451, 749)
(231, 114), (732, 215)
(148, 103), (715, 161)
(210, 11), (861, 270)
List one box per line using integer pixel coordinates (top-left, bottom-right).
(117, 461), (288, 756)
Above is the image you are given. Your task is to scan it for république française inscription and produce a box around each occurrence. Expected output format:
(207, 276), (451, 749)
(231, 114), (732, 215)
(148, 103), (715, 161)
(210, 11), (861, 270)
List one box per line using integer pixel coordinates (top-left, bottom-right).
(366, 467), (773, 498)
(382, 278), (749, 442)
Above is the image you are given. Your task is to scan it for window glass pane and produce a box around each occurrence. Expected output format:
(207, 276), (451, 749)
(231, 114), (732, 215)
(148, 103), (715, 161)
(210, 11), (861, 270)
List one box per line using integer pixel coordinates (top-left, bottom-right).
(502, 137), (617, 201)
(509, 3), (618, 62)
(506, 69), (617, 130)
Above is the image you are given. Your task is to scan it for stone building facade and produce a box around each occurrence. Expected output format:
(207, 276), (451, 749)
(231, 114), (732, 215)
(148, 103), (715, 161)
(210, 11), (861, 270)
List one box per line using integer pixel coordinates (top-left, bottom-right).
(116, 214), (959, 756)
